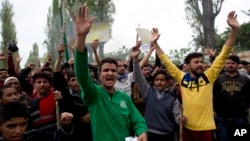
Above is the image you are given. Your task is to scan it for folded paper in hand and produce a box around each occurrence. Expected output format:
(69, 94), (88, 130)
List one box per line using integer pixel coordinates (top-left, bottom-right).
(125, 136), (137, 141)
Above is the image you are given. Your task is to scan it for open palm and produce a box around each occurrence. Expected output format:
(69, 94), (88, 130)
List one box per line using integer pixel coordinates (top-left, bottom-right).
(227, 11), (240, 29)
(72, 5), (95, 36)
(150, 28), (160, 43)
(131, 46), (141, 58)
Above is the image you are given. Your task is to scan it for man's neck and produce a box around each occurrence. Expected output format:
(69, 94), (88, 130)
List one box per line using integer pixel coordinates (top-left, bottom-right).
(37, 92), (49, 99)
(226, 71), (238, 77)
(102, 85), (115, 94)
(189, 72), (198, 78)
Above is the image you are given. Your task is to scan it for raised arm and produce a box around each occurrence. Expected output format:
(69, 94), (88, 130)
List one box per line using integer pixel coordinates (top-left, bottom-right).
(91, 39), (101, 66)
(71, 5), (94, 52)
(72, 5), (96, 105)
(225, 11), (239, 47)
(15, 54), (22, 74)
(132, 46), (150, 98)
(139, 43), (155, 68)
(54, 43), (66, 73)
(150, 28), (184, 83)
(205, 11), (240, 81)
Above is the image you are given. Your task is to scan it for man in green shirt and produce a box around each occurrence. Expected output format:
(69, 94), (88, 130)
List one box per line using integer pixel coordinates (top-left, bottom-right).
(72, 5), (147, 141)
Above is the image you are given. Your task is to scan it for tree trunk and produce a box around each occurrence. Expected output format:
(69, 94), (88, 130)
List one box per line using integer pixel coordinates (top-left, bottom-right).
(202, 0), (217, 49)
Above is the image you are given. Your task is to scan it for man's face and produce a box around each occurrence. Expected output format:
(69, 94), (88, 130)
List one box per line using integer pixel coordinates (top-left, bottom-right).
(1, 117), (28, 141)
(67, 76), (79, 92)
(202, 62), (211, 71)
(117, 61), (125, 75)
(153, 74), (167, 91)
(0, 70), (9, 82)
(6, 79), (20, 91)
(99, 63), (117, 89)
(91, 40), (99, 48)
(225, 59), (238, 73)
(1, 87), (19, 104)
(33, 78), (51, 95)
(247, 64), (250, 73)
(182, 64), (188, 72)
(187, 57), (203, 76)
(141, 66), (150, 78)
(89, 69), (95, 79)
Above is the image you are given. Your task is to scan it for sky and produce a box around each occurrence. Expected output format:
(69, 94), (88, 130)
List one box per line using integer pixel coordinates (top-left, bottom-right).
(1, 0), (250, 67)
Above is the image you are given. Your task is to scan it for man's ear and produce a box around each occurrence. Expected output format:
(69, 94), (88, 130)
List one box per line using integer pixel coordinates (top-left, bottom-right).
(186, 64), (191, 69)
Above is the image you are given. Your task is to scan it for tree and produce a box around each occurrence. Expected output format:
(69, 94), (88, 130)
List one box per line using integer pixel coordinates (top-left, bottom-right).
(0, 0), (17, 67)
(185, 0), (224, 50)
(218, 21), (250, 51)
(168, 47), (192, 65)
(25, 43), (40, 67)
(43, 0), (116, 67)
(104, 46), (130, 60)
(43, 0), (63, 68)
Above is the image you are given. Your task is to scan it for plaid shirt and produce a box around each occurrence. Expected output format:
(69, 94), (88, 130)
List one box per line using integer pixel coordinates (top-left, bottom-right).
(131, 82), (145, 116)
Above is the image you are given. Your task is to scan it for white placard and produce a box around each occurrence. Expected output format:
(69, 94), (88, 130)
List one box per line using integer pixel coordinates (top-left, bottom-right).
(125, 137), (137, 141)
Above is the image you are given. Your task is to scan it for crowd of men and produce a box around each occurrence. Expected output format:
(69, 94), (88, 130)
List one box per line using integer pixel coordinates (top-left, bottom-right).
(0, 5), (249, 141)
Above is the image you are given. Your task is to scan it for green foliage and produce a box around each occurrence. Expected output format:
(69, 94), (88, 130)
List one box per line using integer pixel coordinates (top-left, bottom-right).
(43, 0), (116, 68)
(25, 43), (40, 67)
(104, 46), (130, 60)
(168, 47), (192, 65)
(0, 0), (17, 67)
(103, 45), (146, 62)
(218, 21), (250, 51)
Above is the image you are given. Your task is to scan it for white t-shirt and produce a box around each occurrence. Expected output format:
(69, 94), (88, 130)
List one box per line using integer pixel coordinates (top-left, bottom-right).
(114, 73), (134, 97)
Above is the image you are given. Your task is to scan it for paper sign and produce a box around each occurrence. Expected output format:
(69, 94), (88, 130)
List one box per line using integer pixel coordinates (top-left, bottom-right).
(140, 43), (151, 52)
(86, 23), (110, 43)
(125, 137), (137, 141)
(136, 28), (151, 43)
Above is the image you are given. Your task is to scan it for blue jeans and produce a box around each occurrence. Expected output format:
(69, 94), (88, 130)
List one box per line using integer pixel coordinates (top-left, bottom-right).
(216, 116), (248, 141)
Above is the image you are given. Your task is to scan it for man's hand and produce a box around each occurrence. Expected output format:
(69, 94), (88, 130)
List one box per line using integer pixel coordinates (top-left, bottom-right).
(137, 132), (147, 141)
(131, 46), (141, 59)
(69, 38), (76, 51)
(150, 28), (160, 44)
(91, 39), (99, 52)
(68, 57), (74, 66)
(60, 112), (74, 126)
(71, 5), (95, 37)
(227, 11), (240, 29)
(28, 63), (36, 69)
(16, 55), (22, 63)
(54, 90), (63, 100)
(179, 115), (188, 125)
(57, 43), (66, 57)
(47, 53), (52, 62)
(206, 47), (217, 57)
(81, 113), (90, 123)
(0, 53), (5, 61)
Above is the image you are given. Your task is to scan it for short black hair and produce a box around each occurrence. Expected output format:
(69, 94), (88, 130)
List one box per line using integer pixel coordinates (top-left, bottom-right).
(32, 72), (52, 83)
(240, 60), (248, 66)
(0, 102), (28, 124)
(0, 86), (14, 98)
(89, 64), (98, 76)
(66, 71), (76, 81)
(141, 64), (149, 69)
(184, 52), (203, 64)
(41, 67), (53, 73)
(100, 58), (118, 72)
(227, 55), (240, 64)
(152, 70), (171, 82)
(0, 68), (8, 72)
